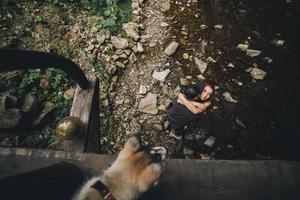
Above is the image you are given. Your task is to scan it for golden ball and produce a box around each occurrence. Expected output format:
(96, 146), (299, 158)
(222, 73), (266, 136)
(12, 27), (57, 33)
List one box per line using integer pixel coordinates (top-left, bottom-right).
(56, 116), (83, 140)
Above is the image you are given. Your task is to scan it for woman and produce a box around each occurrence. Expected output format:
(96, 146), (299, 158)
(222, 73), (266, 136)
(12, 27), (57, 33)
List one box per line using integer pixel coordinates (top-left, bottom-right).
(166, 81), (214, 139)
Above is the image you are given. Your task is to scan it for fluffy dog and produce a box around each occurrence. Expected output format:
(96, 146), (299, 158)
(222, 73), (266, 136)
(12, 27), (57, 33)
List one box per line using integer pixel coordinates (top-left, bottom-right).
(74, 134), (166, 200)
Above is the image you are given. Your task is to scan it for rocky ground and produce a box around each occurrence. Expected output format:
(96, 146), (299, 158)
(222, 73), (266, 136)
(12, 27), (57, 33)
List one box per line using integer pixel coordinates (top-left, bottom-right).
(1, 0), (299, 159)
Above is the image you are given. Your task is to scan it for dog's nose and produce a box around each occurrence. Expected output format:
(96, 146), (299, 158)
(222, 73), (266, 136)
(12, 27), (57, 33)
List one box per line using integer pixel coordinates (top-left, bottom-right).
(150, 146), (167, 162)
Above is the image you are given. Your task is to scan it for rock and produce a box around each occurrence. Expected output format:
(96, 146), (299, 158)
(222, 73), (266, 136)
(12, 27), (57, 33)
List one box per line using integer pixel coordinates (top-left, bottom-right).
(161, 0), (171, 12)
(214, 24), (223, 29)
(194, 57), (208, 74)
(106, 65), (117, 75)
(164, 41), (179, 56)
(163, 120), (169, 129)
(152, 69), (171, 82)
(200, 153), (212, 160)
(183, 53), (189, 59)
(97, 34), (106, 45)
(152, 123), (163, 131)
(207, 56), (216, 63)
(149, 42), (157, 47)
(183, 147), (194, 156)
(116, 61), (125, 68)
(200, 24), (207, 30)
(196, 74), (205, 80)
(246, 49), (262, 57)
(223, 92), (238, 103)
(111, 36), (129, 49)
(236, 116), (246, 128)
(129, 52), (137, 63)
(0, 109), (21, 129)
(271, 39), (285, 47)
(263, 57), (273, 63)
(21, 93), (38, 113)
(63, 88), (76, 100)
(122, 22), (140, 41)
(180, 77), (190, 85)
(39, 77), (50, 89)
(138, 85), (147, 94)
(131, 2), (139, 10)
(204, 136), (216, 147)
(236, 43), (249, 51)
(138, 93), (158, 115)
(160, 22), (169, 27)
(86, 44), (95, 51)
(137, 42), (144, 53)
(250, 68), (267, 80)
(228, 62), (235, 68)
(0, 93), (17, 111)
(32, 102), (56, 127)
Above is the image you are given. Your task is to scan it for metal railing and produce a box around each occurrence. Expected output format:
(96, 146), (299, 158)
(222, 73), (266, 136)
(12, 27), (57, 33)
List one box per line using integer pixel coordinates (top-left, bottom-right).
(0, 48), (89, 89)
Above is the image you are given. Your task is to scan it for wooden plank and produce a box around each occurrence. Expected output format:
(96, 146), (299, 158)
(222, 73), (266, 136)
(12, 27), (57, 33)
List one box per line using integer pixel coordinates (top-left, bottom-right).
(63, 74), (100, 153)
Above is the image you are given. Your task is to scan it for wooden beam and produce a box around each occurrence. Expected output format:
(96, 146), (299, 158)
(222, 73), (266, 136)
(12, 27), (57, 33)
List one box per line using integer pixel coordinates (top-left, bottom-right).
(63, 74), (100, 153)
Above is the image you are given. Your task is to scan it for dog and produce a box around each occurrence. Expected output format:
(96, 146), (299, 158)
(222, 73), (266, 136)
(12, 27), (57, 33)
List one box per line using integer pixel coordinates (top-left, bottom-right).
(73, 134), (167, 200)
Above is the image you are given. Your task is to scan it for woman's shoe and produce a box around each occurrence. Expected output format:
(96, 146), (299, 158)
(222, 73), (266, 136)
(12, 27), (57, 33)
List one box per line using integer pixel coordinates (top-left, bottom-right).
(170, 130), (182, 140)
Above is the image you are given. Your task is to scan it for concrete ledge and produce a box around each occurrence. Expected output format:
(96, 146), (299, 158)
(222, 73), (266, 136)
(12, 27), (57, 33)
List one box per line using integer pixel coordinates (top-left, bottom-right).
(0, 147), (300, 200)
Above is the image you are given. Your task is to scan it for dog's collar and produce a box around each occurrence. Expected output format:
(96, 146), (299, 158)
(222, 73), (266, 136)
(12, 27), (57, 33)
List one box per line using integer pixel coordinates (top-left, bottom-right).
(91, 180), (116, 200)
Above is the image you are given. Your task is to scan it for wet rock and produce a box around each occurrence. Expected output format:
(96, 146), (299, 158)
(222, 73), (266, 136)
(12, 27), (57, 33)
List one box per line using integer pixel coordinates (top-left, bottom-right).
(152, 123), (163, 131)
(183, 53), (189, 59)
(152, 69), (171, 82)
(246, 49), (262, 57)
(223, 92), (238, 103)
(123, 22), (140, 41)
(111, 36), (129, 49)
(250, 68), (267, 80)
(138, 85), (147, 95)
(200, 24), (207, 30)
(204, 136), (215, 147)
(194, 57), (208, 74)
(63, 88), (76, 100)
(164, 41), (179, 56)
(236, 43), (249, 51)
(138, 93), (158, 115)
(32, 102), (56, 127)
(0, 109), (21, 129)
(161, 0), (171, 12)
(21, 93), (39, 114)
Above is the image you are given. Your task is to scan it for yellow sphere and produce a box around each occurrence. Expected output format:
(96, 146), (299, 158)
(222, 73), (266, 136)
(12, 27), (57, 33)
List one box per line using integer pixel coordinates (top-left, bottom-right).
(56, 116), (83, 140)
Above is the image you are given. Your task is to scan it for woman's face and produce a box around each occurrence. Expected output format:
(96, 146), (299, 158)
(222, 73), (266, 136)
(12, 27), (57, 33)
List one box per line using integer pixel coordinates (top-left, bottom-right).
(199, 85), (213, 101)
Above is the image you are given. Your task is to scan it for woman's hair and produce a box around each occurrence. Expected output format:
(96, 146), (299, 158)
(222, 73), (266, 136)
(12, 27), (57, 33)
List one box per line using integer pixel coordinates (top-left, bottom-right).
(180, 84), (202, 99)
(180, 81), (215, 100)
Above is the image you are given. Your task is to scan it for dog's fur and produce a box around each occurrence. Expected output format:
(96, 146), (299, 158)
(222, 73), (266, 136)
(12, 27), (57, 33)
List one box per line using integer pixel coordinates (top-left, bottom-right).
(74, 135), (166, 200)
